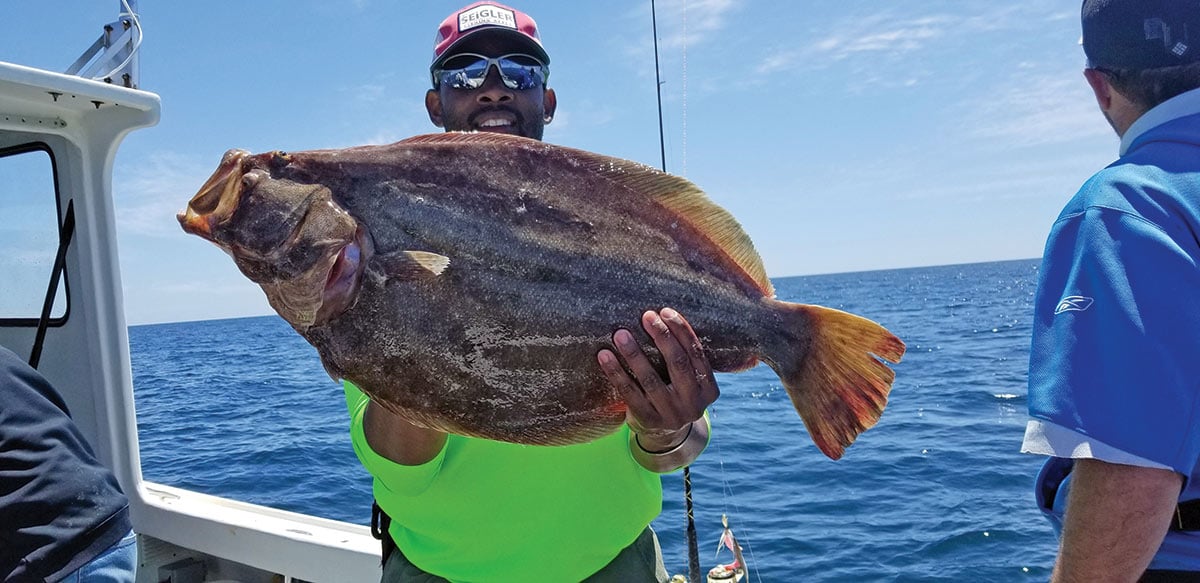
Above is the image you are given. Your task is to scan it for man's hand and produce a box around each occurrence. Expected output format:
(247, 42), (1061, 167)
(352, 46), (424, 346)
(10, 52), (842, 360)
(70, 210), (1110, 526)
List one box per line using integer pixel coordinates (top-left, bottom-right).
(596, 307), (719, 453)
(1053, 458), (1183, 582)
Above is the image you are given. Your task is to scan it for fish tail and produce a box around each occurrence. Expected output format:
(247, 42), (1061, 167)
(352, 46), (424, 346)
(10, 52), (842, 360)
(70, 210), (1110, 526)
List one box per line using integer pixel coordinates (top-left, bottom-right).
(768, 301), (905, 460)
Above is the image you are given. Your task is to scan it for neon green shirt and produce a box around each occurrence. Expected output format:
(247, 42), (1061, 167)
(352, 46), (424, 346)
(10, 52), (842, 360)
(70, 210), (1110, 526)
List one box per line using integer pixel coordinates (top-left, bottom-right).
(345, 382), (663, 582)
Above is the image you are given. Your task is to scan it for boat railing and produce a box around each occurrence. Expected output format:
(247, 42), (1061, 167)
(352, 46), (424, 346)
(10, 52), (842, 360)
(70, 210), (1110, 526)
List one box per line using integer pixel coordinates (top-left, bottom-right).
(65, 0), (142, 88)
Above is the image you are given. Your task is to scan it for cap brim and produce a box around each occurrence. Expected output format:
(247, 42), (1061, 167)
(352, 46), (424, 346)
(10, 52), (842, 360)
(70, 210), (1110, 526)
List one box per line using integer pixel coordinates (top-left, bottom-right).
(432, 27), (550, 70)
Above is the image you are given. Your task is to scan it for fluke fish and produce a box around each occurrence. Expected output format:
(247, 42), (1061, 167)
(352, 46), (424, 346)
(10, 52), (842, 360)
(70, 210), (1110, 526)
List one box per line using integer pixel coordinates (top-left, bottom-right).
(178, 132), (905, 459)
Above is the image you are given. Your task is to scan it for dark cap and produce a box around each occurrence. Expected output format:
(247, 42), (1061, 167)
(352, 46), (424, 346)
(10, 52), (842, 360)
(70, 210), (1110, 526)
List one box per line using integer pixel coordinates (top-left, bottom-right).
(431, 2), (549, 70)
(1082, 0), (1200, 69)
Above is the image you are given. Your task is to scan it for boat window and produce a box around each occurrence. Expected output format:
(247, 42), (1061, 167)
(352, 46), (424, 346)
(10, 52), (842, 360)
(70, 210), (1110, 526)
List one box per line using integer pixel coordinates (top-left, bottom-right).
(0, 145), (67, 325)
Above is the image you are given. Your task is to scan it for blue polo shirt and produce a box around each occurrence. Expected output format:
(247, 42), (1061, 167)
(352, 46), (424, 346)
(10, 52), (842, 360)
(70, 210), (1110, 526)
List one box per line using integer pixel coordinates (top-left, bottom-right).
(1022, 87), (1200, 570)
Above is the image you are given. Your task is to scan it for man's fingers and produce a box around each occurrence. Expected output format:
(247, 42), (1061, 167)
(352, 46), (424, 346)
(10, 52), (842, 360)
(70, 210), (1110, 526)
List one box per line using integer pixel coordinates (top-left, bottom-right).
(614, 326), (689, 428)
(597, 348), (638, 398)
(613, 327), (670, 395)
(601, 310), (720, 433)
(658, 308), (720, 406)
(641, 310), (693, 393)
(598, 348), (656, 422)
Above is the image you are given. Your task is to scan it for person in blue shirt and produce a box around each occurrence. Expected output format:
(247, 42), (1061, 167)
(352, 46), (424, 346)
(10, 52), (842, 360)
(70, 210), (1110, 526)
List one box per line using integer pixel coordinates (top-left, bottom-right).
(1022, 1), (1200, 580)
(0, 345), (136, 583)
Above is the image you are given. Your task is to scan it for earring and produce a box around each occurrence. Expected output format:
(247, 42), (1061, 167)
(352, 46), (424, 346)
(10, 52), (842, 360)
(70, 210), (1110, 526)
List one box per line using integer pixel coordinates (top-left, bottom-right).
(543, 114), (553, 123)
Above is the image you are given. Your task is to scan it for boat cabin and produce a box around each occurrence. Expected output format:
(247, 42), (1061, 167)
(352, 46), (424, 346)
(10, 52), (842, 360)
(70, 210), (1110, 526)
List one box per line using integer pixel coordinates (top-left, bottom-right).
(0, 5), (378, 582)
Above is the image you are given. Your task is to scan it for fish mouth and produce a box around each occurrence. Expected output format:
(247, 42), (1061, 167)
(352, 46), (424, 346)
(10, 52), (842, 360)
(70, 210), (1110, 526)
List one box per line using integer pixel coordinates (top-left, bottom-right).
(178, 149), (252, 240)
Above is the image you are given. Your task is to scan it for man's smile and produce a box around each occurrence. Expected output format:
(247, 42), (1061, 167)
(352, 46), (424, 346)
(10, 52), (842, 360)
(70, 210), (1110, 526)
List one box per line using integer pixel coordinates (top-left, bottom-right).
(471, 110), (521, 134)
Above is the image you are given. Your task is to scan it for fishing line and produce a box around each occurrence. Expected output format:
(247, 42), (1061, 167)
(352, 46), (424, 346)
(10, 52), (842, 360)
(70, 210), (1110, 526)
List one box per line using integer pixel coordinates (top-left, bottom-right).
(681, 0), (687, 178)
(653, 1), (760, 580)
(651, 2), (701, 580)
(676, 3), (764, 577)
(711, 411), (763, 583)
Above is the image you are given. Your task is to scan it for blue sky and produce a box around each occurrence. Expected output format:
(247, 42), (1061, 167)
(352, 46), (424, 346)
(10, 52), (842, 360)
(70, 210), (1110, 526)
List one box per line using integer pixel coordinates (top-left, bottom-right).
(9, 1), (1115, 325)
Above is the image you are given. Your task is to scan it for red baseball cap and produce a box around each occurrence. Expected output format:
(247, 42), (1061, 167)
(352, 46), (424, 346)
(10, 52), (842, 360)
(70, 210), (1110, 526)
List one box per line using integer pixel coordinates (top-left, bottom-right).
(431, 2), (550, 69)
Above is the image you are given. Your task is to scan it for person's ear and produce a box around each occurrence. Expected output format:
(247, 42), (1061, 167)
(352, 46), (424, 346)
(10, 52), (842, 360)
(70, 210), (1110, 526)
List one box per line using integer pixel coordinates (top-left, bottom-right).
(542, 87), (557, 124)
(426, 89), (445, 128)
(1084, 68), (1113, 112)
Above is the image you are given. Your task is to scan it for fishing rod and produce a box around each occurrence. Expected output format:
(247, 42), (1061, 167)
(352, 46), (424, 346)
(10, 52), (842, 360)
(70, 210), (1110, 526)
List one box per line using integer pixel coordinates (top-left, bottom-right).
(649, 2), (701, 582)
(651, 0), (669, 174)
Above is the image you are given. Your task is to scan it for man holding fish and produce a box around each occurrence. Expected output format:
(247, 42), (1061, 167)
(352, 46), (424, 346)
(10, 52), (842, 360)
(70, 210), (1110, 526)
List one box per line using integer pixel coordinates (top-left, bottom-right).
(350, 3), (713, 581)
(177, 1), (903, 580)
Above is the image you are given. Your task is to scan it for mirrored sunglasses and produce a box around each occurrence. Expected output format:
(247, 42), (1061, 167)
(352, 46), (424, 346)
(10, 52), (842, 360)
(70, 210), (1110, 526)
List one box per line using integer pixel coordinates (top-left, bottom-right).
(432, 53), (549, 91)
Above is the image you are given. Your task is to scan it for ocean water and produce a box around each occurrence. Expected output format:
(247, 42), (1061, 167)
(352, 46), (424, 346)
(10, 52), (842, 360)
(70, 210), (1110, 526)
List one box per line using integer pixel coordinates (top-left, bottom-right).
(130, 258), (1056, 582)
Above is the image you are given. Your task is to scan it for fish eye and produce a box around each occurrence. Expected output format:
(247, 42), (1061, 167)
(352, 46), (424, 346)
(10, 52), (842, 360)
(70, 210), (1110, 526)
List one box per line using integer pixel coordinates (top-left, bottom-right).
(242, 169), (268, 189)
(269, 151), (290, 169)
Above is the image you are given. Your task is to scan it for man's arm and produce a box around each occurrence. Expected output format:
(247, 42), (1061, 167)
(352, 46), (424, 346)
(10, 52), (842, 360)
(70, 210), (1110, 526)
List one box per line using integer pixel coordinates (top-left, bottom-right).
(362, 400), (447, 466)
(1053, 458), (1183, 582)
(597, 307), (719, 472)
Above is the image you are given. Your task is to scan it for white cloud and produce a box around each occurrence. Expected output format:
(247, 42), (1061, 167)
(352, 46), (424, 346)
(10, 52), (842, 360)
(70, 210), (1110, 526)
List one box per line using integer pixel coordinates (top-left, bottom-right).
(652, 0), (740, 49)
(808, 15), (951, 62)
(344, 83), (387, 104)
(125, 280), (271, 325)
(345, 115), (438, 148)
(155, 280), (260, 295)
(967, 73), (1110, 147)
(887, 153), (1104, 203)
(750, 11), (956, 93)
(114, 152), (217, 238)
(359, 129), (407, 145)
(543, 109), (571, 140)
(753, 2), (1075, 84)
(339, 93), (434, 147)
(755, 48), (800, 76)
(621, 0), (742, 59)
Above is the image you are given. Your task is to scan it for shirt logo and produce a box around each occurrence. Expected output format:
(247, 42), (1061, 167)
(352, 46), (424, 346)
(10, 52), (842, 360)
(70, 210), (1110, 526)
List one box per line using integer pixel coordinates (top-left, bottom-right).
(1054, 295), (1094, 315)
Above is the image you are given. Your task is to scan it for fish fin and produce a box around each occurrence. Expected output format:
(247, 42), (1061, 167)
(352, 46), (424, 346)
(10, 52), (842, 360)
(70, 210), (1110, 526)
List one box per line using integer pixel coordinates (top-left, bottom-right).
(392, 132), (772, 294)
(395, 132), (540, 146)
(768, 301), (905, 460)
(579, 154), (773, 296)
(373, 250), (451, 281)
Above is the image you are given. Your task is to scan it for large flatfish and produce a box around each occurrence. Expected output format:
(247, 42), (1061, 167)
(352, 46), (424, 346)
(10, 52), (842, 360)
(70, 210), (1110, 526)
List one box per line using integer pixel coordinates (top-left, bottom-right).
(178, 132), (904, 459)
